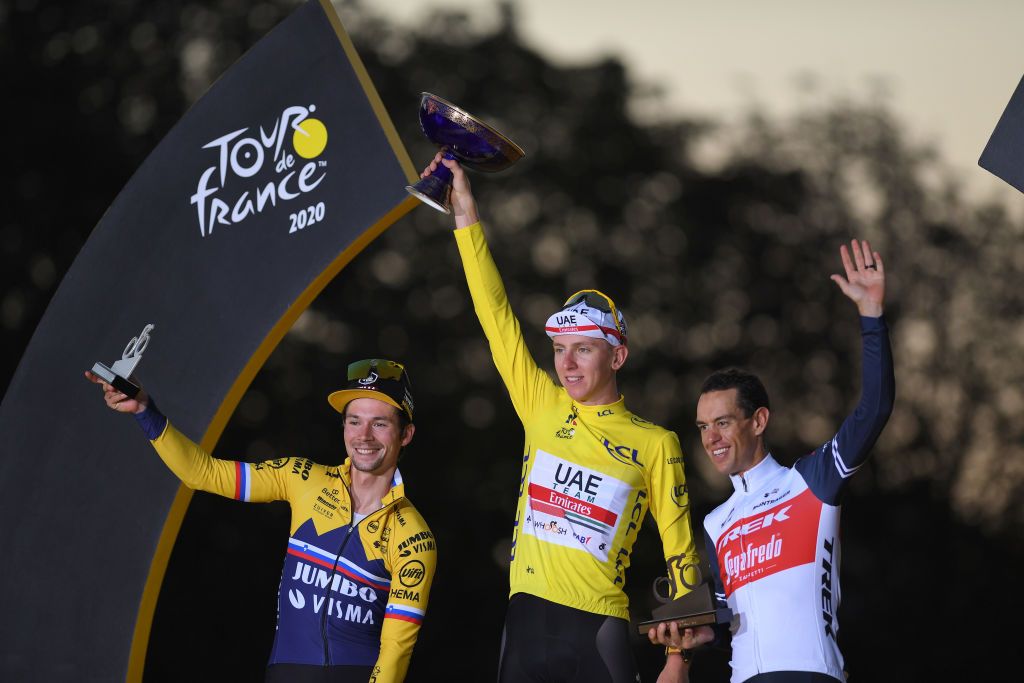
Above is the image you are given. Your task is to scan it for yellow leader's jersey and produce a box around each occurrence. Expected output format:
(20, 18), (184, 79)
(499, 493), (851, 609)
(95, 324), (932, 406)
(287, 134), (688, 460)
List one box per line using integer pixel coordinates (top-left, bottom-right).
(455, 222), (697, 620)
(147, 419), (435, 682)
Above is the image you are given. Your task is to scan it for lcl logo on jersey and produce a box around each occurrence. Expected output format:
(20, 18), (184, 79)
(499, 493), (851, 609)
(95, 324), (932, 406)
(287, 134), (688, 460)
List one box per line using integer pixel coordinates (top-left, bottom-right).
(670, 483), (688, 508)
(602, 438), (641, 466)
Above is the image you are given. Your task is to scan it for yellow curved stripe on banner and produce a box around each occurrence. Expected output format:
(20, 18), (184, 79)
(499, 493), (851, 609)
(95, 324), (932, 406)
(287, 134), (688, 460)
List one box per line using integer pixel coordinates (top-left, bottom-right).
(125, 1), (419, 677)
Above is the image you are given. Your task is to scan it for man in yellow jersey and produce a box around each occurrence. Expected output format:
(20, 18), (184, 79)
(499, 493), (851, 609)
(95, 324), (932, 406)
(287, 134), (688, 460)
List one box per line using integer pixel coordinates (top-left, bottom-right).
(85, 359), (435, 683)
(420, 153), (700, 683)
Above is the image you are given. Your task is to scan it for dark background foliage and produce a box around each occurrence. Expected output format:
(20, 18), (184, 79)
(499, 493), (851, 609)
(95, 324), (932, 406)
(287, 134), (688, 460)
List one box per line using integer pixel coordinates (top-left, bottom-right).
(3, 1), (1022, 680)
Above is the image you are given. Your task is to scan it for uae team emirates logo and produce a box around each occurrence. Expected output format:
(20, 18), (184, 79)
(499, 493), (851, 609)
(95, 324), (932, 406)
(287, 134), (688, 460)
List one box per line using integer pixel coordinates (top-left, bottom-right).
(524, 449), (632, 561)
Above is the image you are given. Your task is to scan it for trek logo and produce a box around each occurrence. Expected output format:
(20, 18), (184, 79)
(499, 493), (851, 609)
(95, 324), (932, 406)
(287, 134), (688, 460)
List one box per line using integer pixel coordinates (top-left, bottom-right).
(602, 438), (641, 466)
(716, 506), (791, 552)
(714, 489), (822, 595)
(821, 537), (837, 639)
(190, 104), (328, 237)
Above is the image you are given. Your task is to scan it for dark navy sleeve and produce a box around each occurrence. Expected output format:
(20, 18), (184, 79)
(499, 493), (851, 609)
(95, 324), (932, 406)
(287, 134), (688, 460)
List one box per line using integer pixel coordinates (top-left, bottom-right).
(133, 397), (168, 440)
(795, 316), (894, 505)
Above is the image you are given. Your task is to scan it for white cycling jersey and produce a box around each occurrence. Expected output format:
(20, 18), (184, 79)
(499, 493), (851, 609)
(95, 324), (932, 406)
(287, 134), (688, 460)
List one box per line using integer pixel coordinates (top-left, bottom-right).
(704, 317), (894, 683)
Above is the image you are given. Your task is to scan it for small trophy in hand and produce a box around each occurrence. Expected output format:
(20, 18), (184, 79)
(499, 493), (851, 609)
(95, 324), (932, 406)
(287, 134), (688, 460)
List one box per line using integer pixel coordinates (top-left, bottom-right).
(90, 323), (154, 398)
(636, 559), (733, 635)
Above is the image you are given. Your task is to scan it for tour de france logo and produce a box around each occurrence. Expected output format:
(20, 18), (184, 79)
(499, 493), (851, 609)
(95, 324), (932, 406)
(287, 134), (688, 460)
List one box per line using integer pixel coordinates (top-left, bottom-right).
(190, 104), (330, 238)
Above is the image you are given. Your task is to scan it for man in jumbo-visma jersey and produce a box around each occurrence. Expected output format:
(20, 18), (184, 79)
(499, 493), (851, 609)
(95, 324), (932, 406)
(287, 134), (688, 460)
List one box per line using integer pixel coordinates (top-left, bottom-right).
(86, 358), (436, 683)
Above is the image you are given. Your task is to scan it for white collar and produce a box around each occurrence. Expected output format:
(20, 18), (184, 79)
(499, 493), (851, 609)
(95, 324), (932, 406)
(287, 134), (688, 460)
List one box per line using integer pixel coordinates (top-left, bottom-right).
(728, 453), (785, 494)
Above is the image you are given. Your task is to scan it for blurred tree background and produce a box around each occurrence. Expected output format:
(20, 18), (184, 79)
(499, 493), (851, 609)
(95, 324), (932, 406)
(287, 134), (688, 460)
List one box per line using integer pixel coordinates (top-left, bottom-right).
(3, 0), (1022, 680)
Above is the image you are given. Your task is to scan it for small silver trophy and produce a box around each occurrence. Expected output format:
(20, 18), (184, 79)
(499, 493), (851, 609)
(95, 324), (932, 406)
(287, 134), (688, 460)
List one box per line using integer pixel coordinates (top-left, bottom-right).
(90, 323), (154, 398)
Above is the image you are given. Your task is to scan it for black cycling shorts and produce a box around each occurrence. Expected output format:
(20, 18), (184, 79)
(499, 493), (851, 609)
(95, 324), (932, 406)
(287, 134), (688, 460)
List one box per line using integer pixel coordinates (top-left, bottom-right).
(497, 592), (639, 683)
(265, 663), (373, 683)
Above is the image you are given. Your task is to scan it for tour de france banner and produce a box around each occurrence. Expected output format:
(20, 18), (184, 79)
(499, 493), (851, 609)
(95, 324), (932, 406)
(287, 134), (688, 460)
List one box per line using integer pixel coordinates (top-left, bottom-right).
(0, 0), (417, 680)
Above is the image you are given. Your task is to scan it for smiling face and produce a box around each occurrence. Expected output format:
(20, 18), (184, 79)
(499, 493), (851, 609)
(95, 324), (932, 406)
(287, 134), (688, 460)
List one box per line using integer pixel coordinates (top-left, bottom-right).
(343, 397), (414, 475)
(695, 388), (769, 477)
(552, 334), (628, 406)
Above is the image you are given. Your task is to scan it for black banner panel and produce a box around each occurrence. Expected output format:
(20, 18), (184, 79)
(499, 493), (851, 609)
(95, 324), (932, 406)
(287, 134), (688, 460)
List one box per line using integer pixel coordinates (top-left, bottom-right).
(0, 1), (416, 680)
(980, 74), (1024, 194)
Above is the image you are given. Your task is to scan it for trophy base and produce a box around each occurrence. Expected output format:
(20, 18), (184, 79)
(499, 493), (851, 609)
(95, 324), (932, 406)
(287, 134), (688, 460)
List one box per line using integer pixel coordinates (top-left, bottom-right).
(635, 607), (733, 635)
(91, 362), (140, 398)
(405, 174), (452, 214)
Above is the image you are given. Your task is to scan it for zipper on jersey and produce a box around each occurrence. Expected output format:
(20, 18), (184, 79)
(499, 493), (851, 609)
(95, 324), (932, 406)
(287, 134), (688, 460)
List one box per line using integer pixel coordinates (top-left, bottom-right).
(320, 522), (356, 667)
(318, 495), (402, 667)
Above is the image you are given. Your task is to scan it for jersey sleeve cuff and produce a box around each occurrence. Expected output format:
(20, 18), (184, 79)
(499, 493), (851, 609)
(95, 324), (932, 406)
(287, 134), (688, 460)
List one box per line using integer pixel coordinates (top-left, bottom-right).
(134, 398), (168, 440)
(859, 314), (886, 330)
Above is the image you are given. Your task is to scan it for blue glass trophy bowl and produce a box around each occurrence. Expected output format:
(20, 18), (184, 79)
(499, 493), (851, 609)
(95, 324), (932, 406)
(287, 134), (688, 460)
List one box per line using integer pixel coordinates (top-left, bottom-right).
(405, 93), (525, 214)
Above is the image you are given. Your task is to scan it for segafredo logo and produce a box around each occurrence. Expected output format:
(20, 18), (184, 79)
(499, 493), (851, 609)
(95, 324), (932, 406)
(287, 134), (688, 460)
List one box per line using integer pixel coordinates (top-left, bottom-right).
(190, 104), (329, 237)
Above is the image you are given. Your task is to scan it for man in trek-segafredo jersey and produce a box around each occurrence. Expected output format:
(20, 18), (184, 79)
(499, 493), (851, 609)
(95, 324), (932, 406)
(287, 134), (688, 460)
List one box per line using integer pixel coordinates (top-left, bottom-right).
(649, 239), (895, 683)
(418, 153), (701, 683)
(86, 358), (436, 683)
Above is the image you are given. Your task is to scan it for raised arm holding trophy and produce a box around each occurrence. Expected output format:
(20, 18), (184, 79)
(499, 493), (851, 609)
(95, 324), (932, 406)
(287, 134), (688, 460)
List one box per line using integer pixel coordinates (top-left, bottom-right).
(416, 100), (705, 681)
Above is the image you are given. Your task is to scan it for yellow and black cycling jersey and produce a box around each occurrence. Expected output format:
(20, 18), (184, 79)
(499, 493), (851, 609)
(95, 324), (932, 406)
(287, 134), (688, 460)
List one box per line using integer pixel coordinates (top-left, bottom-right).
(454, 221), (697, 620)
(139, 413), (435, 683)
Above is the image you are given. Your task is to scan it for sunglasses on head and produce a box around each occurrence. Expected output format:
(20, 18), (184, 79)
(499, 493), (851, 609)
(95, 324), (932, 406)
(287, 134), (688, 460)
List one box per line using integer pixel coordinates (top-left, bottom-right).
(563, 289), (623, 337)
(347, 358), (407, 383)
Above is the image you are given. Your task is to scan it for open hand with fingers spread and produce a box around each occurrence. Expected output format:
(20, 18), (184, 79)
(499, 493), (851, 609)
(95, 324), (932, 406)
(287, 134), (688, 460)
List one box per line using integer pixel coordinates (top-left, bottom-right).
(830, 239), (884, 318)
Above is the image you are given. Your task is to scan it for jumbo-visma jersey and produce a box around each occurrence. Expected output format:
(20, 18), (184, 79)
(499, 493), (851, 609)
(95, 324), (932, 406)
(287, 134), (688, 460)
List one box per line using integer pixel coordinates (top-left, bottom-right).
(142, 415), (436, 683)
(455, 222), (697, 620)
